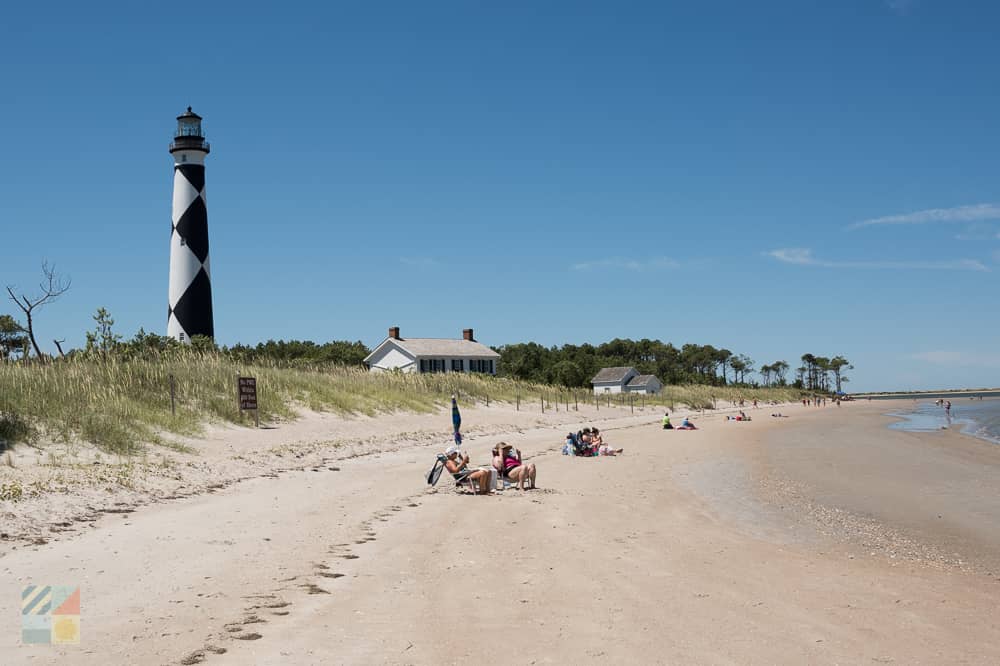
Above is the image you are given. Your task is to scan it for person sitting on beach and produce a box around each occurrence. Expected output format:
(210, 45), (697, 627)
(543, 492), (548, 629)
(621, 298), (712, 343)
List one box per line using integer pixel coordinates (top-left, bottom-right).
(443, 446), (493, 494)
(494, 442), (537, 490)
(580, 428), (598, 456)
(677, 417), (697, 430)
(591, 428), (624, 455)
(662, 413), (673, 430)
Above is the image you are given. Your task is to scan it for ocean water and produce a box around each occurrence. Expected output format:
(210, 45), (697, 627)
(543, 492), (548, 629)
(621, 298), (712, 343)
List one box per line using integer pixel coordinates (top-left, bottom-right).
(889, 398), (1000, 445)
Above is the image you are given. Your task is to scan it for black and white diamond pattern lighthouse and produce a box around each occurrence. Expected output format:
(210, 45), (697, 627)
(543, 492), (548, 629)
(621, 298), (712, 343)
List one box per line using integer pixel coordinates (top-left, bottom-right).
(167, 107), (214, 342)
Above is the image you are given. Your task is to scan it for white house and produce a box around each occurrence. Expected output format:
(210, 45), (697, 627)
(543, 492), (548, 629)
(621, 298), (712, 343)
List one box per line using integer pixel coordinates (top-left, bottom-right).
(590, 367), (639, 394)
(624, 374), (662, 395)
(363, 327), (500, 375)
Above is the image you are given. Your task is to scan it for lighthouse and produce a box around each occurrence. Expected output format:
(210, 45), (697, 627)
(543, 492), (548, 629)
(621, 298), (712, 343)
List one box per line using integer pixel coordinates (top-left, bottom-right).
(167, 107), (214, 342)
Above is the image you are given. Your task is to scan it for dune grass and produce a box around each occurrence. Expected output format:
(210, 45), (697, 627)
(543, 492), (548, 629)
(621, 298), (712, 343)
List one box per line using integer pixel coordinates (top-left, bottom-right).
(0, 354), (803, 455)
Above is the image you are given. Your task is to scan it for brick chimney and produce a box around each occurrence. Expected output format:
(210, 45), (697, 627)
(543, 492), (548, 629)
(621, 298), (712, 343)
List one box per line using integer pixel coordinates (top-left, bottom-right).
(462, 328), (474, 341)
(389, 326), (400, 340)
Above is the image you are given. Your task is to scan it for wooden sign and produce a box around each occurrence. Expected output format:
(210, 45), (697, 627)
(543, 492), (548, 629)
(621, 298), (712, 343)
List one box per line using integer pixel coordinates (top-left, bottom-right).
(237, 376), (260, 427)
(238, 376), (258, 411)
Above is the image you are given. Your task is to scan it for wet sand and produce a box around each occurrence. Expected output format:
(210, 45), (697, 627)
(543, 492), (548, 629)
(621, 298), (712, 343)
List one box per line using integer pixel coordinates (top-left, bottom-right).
(756, 401), (1000, 573)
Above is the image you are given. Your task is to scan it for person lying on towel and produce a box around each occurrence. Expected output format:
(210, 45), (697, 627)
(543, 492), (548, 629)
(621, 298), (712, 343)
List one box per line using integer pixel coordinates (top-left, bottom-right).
(592, 428), (623, 455)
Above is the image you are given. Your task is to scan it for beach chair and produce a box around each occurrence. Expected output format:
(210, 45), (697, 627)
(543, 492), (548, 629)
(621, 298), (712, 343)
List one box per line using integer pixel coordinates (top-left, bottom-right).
(427, 453), (483, 493)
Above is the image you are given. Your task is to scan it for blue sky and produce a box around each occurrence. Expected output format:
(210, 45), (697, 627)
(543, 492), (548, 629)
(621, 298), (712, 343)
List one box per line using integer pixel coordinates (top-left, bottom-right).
(2, 1), (998, 391)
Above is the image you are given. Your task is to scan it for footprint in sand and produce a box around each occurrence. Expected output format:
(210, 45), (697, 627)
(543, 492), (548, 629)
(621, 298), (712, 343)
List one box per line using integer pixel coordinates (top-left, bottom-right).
(235, 632), (262, 640)
(318, 572), (345, 579)
(180, 646), (227, 665)
(301, 583), (330, 595)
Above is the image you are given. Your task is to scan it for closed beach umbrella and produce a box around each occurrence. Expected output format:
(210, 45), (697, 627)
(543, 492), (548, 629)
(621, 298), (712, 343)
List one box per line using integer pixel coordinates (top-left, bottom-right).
(452, 394), (463, 445)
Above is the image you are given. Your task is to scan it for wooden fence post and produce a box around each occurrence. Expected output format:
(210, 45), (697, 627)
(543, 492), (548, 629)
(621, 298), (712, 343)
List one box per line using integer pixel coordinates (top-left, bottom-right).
(169, 373), (176, 416)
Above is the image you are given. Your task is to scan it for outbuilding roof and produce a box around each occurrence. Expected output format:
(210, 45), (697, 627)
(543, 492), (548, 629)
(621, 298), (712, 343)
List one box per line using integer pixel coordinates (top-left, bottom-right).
(626, 374), (660, 387)
(590, 366), (637, 384)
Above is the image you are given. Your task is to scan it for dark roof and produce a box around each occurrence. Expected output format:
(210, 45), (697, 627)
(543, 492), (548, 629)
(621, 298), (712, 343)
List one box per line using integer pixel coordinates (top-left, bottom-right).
(626, 374), (660, 387)
(590, 366), (637, 384)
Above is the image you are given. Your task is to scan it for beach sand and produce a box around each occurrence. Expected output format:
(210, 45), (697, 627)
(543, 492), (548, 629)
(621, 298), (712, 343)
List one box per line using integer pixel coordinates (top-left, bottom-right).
(2, 400), (999, 664)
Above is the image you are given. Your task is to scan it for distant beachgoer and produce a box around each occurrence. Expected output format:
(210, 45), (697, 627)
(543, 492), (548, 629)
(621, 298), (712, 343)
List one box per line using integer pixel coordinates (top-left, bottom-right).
(678, 417), (697, 430)
(662, 413), (673, 430)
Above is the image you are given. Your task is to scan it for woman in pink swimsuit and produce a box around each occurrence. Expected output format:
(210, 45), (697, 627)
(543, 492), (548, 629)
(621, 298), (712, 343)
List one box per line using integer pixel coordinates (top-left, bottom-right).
(495, 442), (537, 490)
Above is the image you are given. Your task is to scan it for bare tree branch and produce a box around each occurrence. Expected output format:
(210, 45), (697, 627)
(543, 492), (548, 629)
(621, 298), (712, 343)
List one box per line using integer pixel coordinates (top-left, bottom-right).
(6, 262), (72, 360)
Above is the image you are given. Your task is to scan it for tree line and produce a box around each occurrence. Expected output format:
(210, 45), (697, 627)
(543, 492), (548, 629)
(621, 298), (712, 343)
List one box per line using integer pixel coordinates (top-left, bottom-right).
(4, 262), (850, 390)
(494, 339), (794, 389)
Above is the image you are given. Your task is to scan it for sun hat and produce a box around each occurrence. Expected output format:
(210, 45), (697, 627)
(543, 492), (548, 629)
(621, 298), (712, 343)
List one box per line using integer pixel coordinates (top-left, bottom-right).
(445, 445), (460, 456)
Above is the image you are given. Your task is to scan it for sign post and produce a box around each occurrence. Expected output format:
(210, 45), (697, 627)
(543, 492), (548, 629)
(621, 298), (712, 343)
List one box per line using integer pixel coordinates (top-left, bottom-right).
(237, 376), (260, 427)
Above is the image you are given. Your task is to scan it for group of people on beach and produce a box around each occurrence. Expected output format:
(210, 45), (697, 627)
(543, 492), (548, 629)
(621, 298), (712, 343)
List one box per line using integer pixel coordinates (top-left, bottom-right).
(662, 412), (697, 430)
(563, 427), (624, 456)
(440, 442), (538, 494)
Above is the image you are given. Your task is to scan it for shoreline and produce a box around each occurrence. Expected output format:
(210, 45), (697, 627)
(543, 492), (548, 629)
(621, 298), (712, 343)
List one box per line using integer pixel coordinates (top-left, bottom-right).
(749, 400), (1000, 575)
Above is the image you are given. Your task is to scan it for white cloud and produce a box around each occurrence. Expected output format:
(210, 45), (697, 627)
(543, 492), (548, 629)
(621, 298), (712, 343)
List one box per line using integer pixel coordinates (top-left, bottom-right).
(911, 351), (1000, 368)
(572, 257), (679, 272)
(766, 247), (989, 272)
(850, 203), (1000, 230)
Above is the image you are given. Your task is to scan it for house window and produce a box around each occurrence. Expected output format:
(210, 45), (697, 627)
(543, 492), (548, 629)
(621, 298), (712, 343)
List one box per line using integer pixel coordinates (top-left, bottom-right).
(452, 359), (464, 372)
(420, 359), (445, 373)
(468, 359), (495, 374)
